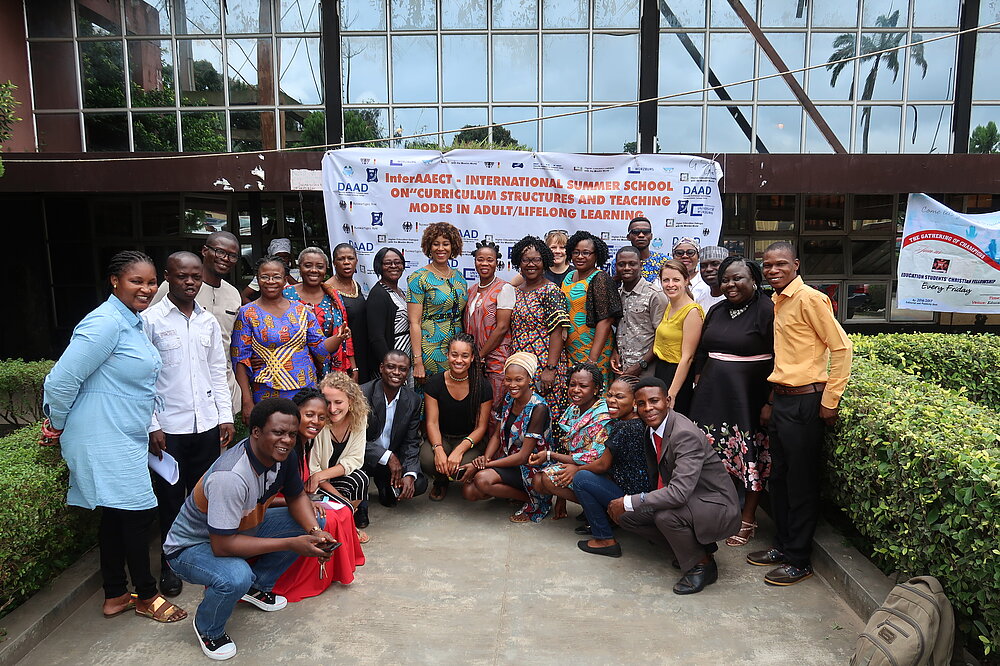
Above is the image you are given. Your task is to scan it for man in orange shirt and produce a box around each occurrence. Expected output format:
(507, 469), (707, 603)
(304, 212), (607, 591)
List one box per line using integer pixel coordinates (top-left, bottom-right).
(748, 241), (852, 586)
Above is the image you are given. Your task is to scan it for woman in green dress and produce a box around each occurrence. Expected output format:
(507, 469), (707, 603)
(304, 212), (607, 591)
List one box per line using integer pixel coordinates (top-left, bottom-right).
(561, 231), (622, 387)
(407, 222), (469, 389)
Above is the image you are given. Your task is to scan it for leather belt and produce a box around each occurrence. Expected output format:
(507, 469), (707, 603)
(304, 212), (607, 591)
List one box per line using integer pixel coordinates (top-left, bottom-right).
(774, 382), (826, 396)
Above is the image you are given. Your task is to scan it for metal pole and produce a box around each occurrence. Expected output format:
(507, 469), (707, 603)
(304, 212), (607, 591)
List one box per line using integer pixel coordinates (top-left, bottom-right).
(638, 0), (660, 154)
(321, 0), (344, 148)
(952, 0), (979, 154)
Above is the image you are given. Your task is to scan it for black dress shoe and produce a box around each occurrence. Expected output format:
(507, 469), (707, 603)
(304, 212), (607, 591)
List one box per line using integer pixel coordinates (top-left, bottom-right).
(764, 564), (813, 586)
(376, 481), (398, 508)
(159, 566), (183, 597)
(576, 540), (622, 558)
(575, 513), (588, 522)
(747, 548), (787, 567)
(354, 500), (370, 529)
(672, 559), (718, 595)
(574, 524), (592, 535)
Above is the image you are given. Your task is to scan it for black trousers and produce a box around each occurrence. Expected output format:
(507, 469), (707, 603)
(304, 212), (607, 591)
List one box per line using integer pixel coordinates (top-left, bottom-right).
(152, 427), (221, 545)
(99, 506), (158, 599)
(370, 463), (428, 506)
(767, 392), (824, 569)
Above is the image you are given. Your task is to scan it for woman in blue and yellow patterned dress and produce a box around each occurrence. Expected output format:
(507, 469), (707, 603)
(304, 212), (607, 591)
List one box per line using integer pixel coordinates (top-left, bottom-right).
(407, 222), (469, 389)
(561, 231), (622, 388)
(232, 256), (343, 424)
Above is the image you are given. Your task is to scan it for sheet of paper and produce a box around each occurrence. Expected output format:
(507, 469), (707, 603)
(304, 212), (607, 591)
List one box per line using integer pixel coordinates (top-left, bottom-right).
(147, 451), (180, 485)
(322, 500), (348, 511)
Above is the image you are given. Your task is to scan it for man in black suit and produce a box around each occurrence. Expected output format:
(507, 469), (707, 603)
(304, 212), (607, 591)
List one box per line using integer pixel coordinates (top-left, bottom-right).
(608, 377), (740, 595)
(360, 350), (428, 516)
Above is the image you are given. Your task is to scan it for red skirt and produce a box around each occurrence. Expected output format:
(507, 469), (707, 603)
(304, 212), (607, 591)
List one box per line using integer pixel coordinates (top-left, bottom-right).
(272, 502), (365, 602)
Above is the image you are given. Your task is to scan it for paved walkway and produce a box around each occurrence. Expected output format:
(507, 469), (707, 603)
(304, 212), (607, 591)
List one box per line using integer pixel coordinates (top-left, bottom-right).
(21, 494), (862, 665)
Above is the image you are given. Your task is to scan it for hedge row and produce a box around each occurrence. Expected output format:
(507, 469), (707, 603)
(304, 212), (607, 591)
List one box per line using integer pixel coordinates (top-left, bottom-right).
(828, 355), (1000, 655)
(0, 359), (54, 426)
(0, 424), (98, 619)
(851, 332), (1000, 408)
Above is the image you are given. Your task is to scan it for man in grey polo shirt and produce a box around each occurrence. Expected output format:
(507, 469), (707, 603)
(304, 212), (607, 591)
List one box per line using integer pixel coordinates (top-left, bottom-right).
(611, 246), (667, 378)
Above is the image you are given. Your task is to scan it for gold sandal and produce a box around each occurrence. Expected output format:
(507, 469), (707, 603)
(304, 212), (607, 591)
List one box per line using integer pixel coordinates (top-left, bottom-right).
(135, 594), (187, 623)
(726, 521), (757, 547)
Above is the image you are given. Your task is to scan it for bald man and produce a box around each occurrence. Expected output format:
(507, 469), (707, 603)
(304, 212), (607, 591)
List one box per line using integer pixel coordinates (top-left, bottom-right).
(142, 251), (235, 597)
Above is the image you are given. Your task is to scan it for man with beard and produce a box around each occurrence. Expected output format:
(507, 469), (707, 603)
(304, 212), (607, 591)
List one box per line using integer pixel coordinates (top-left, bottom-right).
(696, 245), (729, 311)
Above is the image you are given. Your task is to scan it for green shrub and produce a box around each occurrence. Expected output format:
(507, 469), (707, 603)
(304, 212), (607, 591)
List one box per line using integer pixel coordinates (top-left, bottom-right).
(828, 356), (1000, 656)
(0, 359), (55, 426)
(0, 424), (98, 619)
(851, 333), (1000, 408)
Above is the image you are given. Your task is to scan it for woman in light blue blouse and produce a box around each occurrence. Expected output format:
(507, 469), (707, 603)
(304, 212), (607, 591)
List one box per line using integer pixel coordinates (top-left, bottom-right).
(42, 251), (187, 623)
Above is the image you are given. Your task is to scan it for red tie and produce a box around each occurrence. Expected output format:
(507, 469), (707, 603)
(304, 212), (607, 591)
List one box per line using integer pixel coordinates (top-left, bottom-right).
(652, 432), (664, 490)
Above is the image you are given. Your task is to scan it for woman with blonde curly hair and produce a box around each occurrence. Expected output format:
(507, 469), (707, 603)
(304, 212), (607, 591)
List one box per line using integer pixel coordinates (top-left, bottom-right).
(407, 222), (469, 387)
(308, 372), (372, 542)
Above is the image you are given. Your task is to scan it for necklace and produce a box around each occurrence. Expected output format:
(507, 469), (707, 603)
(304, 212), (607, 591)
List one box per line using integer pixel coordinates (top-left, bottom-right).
(448, 371), (469, 382)
(336, 279), (359, 298)
(478, 275), (497, 289)
(729, 303), (750, 319)
(428, 263), (451, 279)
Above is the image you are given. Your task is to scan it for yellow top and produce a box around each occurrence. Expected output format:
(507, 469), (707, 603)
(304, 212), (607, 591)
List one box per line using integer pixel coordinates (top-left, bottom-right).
(653, 301), (704, 364)
(768, 276), (853, 409)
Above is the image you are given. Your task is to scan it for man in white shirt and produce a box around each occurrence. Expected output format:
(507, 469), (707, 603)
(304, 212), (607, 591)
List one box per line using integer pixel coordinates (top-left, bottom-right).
(143, 252), (235, 597)
(696, 245), (729, 311)
(671, 238), (711, 304)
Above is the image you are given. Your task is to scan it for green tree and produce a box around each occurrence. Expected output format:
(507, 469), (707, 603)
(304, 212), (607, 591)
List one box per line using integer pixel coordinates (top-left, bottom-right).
(826, 10), (927, 153)
(0, 81), (21, 177)
(453, 124), (516, 146)
(344, 108), (383, 147)
(969, 121), (1000, 154)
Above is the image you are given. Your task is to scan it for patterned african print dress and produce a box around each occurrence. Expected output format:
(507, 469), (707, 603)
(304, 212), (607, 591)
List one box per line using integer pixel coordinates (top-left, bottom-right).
(231, 302), (330, 402)
(407, 267), (468, 385)
(283, 285), (353, 376)
(541, 399), (611, 487)
(561, 269), (622, 386)
(509, 282), (570, 428)
(496, 392), (553, 522)
(465, 278), (514, 414)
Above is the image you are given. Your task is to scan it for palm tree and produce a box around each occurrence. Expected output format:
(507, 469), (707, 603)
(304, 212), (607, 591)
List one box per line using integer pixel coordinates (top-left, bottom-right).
(969, 121), (1000, 153)
(826, 10), (927, 153)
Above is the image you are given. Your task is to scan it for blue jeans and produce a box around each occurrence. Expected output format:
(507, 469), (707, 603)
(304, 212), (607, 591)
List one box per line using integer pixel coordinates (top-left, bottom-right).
(168, 507), (323, 640)
(573, 471), (625, 540)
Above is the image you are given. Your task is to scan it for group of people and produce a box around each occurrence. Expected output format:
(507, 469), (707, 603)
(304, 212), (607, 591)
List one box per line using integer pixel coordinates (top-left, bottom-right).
(40, 215), (853, 661)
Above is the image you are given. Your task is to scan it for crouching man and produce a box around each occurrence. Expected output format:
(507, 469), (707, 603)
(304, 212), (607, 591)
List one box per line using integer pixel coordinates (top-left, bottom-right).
(608, 377), (740, 595)
(164, 398), (337, 660)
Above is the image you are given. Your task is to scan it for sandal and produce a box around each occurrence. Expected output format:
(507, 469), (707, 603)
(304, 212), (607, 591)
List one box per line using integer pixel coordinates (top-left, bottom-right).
(429, 482), (448, 502)
(357, 528), (371, 544)
(135, 594), (187, 623)
(102, 592), (137, 619)
(726, 521), (757, 547)
(509, 511), (531, 524)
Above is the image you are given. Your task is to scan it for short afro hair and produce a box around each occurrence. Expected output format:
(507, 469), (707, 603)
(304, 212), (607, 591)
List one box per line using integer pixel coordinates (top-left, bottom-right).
(249, 397), (300, 431)
(565, 230), (609, 267)
(420, 222), (463, 259)
(510, 235), (555, 270)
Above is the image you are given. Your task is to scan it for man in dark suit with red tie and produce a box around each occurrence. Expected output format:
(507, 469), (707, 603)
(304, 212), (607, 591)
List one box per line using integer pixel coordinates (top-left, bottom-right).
(608, 377), (740, 595)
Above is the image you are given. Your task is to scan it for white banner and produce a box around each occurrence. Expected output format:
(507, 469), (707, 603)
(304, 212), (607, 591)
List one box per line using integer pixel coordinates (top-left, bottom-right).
(321, 148), (723, 292)
(898, 193), (1000, 313)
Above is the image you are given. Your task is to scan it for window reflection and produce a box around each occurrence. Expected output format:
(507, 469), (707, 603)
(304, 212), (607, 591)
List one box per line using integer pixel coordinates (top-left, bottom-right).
(755, 106), (801, 153)
(802, 238), (845, 274)
(755, 195), (795, 232)
(658, 33), (705, 101)
(443, 108), (489, 144)
(708, 33), (753, 100)
(859, 31), (906, 101)
(134, 112), (179, 151)
(710, 0), (751, 28)
(969, 105), (1000, 153)
(31, 42), (79, 109)
(594, 34), (638, 101)
(853, 195), (894, 231)
(802, 194), (845, 231)
(658, 106), (703, 153)
(85, 113), (129, 150)
(863, 0), (910, 28)
(180, 110), (226, 151)
(542, 106), (587, 152)
(493, 35), (538, 102)
(803, 106), (851, 153)
(760, 0), (806, 27)
(228, 39), (263, 105)
(594, 0), (639, 28)
(913, 0), (959, 26)
(846, 283), (887, 322)
(279, 37), (322, 104)
(973, 34), (1000, 102)
(36, 114), (83, 152)
(812, 1), (857, 27)
(492, 107), (537, 149)
(659, 0), (704, 28)
(26, 0), (73, 37)
(851, 240), (892, 275)
(492, 0), (537, 29)
(705, 105), (752, 152)
(543, 0), (587, 28)
(394, 107), (440, 147)
(127, 0), (171, 34)
(906, 33), (956, 101)
(855, 105), (900, 153)
(175, 0), (222, 34)
(346, 107), (387, 147)
(392, 36), (438, 104)
(443, 36), (487, 103)
(808, 33), (857, 101)
(78, 0), (122, 36)
(754, 237), (794, 261)
(231, 110), (275, 151)
(129, 40), (175, 107)
(442, 0), (487, 28)
(279, 0), (321, 32)
(391, 0), (437, 30)
(543, 34), (589, 102)
(177, 39), (224, 106)
(341, 0), (386, 30)
(82, 41), (126, 108)
(904, 105), (951, 153)
(224, 0), (271, 33)
(757, 33), (804, 101)
(342, 37), (388, 104)
(591, 106), (636, 153)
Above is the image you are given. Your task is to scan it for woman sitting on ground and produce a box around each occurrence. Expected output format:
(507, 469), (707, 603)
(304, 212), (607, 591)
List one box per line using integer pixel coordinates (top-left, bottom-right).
(529, 363), (611, 519)
(420, 333), (494, 501)
(460, 352), (552, 523)
(572, 375), (653, 558)
(306, 372), (372, 543)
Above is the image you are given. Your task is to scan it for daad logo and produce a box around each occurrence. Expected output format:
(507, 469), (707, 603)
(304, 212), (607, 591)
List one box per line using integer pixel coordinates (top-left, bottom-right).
(461, 229), (479, 239)
(338, 182), (368, 193)
(366, 168), (379, 182)
(349, 240), (375, 252)
(683, 185), (712, 196)
(342, 165), (354, 176)
(371, 212), (384, 226)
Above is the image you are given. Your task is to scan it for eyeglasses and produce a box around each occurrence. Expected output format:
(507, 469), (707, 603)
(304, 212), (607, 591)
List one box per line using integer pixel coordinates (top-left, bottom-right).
(382, 260), (404, 268)
(258, 274), (285, 283)
(547, 229), (568, 235)
(572, 249), (595, 257)
(205, 245), (240, 262)
(520, 256), (543, 265)
(628, 228), (652, 236)
(673, 249), (699, 258)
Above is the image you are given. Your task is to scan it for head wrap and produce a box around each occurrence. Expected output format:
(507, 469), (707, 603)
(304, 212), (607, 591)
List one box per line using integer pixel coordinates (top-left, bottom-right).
(672, 237), (700, 252)
(699, 245), (729, 262)
(504, 352), (538, 377)
(268, 238), (292, 255)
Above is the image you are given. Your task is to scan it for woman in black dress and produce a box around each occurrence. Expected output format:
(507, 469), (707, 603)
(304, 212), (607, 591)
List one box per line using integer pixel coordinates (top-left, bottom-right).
(326, 243), (371, 380)
(366, 247), (411, 370)
(688, 256), (774, 547)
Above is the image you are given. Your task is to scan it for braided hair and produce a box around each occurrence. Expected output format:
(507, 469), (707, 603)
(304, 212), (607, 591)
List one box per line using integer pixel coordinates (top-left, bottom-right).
(612, 373), (640, 392)
(565, 230), (610, 268)
(510, 235), (555, 269)
(569, 362), (604, 394)
(472, 240), (501, 259)
(448, 332), (486, 428)
(107, 250), (154, 279)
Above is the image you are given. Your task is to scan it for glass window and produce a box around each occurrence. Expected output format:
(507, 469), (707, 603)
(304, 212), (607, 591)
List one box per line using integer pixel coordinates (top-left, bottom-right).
(280, 37), (322, 104)
(802, 194), (845, 231)
(658, 33), (705, 102)
(913, 0), (959, 26)
(722, 237), (747, 257)
(755, 195), (795, 232)
(973, 33), (1000, 102)
(493, 35), (538, 102)
(282, 108), (322, 148)
(394, 107), (440, 147)
(904, 105), (951, 153)
(185, 197), (230, 235)
(859, 32), (906, 101)
(760, 0), (806, 27)
(708, 33), (754, 100)
(863, 0), (910, 28)
(177, 39), (225, 106)
(129, 40), (175, 107)
(660, 0), (704, 28)
(846, 282), (887, 322)
(851, 240), (892, 275)
(543, 0), (588, 28)
(591, 106), (636, 153)
(593, 34), (638, 101)
(180, 111), (227, 151)
(757, 33), (804, 101)
(78, 0), (122, 36)
(30, 42), (80, 110)
(813, 2), (857, 27)
(231, 110), (275, 151)
(225, 0), (272, 33)
(391, 0), (437, 30)
(228, 39), (263, 105)
(141, 200), (180, 237)
(347, 107), (388, 146)
(705, 105), (752, 152)
(543, 34), (589, 102)
(341, 0), (386, 30)
(594, 0), (639, 28)
(133, 112), (179, 151)
(964, 194), (1000, 213)
(492, 107), (538, 150)
(391, 36), (437, 104)
(710, 0), (752, 28)
(855, 105), (901, 152)
(84, 113), (128, 151)
(755, 106), (801, 153)
(82, 41), (126, 109)
(969, 105), (1000, 153)
(444, 108), (489, 144)
(658, 106), (703, 153)
(279, 0), (321, 32)
(808, 33), (858, 101)
(342, 36), (388, 104)
(492, 0), (538, 28)
(723, 194), (752, 231)
(906, 33), (956, 101)
(443, 35), (487, 103)
(980, 0), (1000, 24)
(754, 238), (794, 261)
(802, 238), (845, 274)
(890, 283), (935, 321)
(442, 0), (487, 28)
(804, 106), (852, 153)
(853, 194), (894, 231)
(806, 283), (841, 315)
(175, 0), (222, 34)
(26, 0), (73, 37)
(542, 106), (587, 152)
(36, 114), (84, 152)
(124, 1), (171, 34)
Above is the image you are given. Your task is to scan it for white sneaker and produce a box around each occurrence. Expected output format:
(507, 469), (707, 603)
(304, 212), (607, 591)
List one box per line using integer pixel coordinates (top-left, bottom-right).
(240, 587), (287, 611)
(194, 617), (237, 661)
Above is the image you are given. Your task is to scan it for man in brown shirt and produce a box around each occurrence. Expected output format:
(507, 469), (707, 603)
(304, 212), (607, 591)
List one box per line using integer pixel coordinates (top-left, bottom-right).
(748, 241), (852, 586)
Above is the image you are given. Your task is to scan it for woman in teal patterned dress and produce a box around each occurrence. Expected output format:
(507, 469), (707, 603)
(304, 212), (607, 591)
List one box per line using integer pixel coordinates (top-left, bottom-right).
(407, 222), (469, 390)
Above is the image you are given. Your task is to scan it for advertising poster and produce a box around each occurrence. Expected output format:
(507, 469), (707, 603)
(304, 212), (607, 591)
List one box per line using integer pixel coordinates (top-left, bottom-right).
(321, 148), (724, 292)
(898, 193), (1000, 313)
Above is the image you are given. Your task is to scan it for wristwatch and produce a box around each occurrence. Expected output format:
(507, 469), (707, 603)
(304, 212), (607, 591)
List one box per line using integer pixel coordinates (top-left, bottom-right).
(638, 359), (649, 370)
